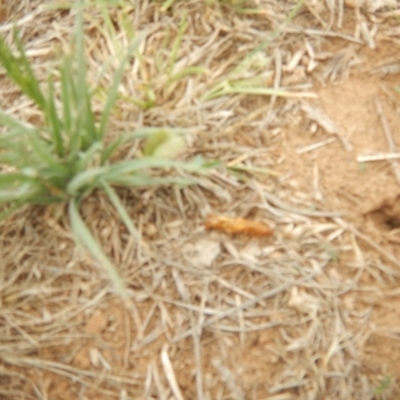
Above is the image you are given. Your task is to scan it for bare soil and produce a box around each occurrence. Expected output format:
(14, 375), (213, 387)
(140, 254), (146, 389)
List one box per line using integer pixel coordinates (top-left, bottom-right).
(2, 1), (400, 399)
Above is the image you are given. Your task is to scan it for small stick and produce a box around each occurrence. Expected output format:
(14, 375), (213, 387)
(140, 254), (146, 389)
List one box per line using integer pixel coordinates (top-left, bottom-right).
(313, 162), (323, 201)
(357, 153), (400, 162)
(296, 137), (336, 154)
(374, 97), (400, 184)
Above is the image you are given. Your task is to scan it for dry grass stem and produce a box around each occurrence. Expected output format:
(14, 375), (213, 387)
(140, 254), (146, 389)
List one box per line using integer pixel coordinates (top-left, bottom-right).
(357, 153), (400, 162)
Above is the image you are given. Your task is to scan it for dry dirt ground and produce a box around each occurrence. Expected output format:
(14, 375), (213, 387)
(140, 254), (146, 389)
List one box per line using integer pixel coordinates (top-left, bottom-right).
(2, 1), (400, 399)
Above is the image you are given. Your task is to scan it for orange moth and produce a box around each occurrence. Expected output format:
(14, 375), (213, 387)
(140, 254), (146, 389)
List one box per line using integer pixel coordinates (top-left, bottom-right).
(205, 215), (273, 237)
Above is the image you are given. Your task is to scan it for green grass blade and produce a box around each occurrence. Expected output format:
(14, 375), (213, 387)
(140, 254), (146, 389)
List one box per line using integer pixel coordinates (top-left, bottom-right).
(100, 3), (118, 39)
(68, 156), (207, 195)
(0, 29), (46, 109)
(75, 141), (103, 171)
(66, 166), (107, 196)
(13, 30), (47, 109)
(60, 56), (73, 136)
(108, 175), (196, 187)
(167, 14), (188, 75)
(0, 172), (36, 185)
(27, 133), (70, 175)
(101, 136), (123, 164)
(74, 1), (97, 145)
(98, 35), (143, 140)
(45, 77), (64, 157)
(69, 199), (127, 297)
(101, 181), (140, 240)
(0, 182), (39, 203)
(61, 56), (83, 159)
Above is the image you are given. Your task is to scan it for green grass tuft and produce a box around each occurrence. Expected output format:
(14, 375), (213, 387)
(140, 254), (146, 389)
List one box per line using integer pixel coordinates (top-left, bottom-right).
(0, 1), (212, 297)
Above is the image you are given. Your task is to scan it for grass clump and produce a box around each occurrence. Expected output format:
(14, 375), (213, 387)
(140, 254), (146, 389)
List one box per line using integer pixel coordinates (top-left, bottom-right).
(0, 2), (211, 296)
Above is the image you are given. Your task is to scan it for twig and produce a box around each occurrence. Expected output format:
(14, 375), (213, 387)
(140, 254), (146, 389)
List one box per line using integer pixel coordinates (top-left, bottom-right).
(296, 137), (337, 154)
(357, 153), (400, 162)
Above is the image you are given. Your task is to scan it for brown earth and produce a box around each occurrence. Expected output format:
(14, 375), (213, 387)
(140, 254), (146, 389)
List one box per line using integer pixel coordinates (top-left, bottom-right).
(2, 1), (400, 399)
